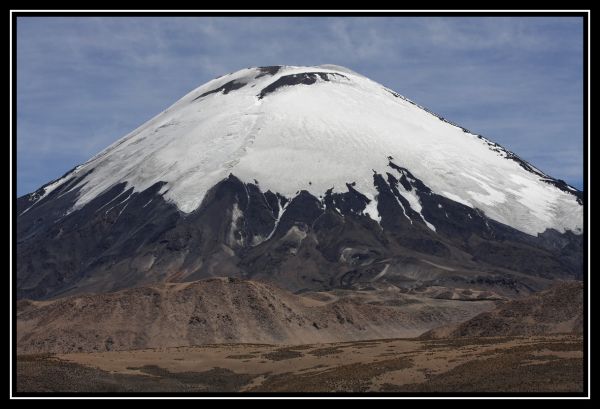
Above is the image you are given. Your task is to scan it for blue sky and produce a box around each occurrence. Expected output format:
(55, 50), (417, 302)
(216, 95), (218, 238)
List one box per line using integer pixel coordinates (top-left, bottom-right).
(16, 16), (584, 196)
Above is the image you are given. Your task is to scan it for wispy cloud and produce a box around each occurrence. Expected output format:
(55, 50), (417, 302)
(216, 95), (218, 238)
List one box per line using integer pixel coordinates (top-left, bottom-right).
(16, 16), (584, 194)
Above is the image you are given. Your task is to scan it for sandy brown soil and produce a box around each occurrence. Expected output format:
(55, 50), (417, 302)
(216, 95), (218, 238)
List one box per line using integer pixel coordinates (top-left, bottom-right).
(422, 281), (583, 339)
(17, 278), (495, 354)
(16, 334), (583, 393)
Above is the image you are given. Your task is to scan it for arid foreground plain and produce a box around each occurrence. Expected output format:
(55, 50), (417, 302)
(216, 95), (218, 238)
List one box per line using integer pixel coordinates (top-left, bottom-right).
(16, 280), (583, 393)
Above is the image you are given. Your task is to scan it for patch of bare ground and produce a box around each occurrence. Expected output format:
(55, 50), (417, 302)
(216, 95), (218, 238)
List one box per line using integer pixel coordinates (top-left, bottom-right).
(381, 347), (582, 392)
(17, 355), (254, 393)
(17, 335), (583, 393)
(308, 347), (344, 357)
(422, 281), (583, 339)
(225, 354), (256, 360)
(127, 365), (254, 391)
(476, 338), (583, 357)
(286, 344), (314, 350)
(249, 357), (414, 392)
(17, 355), (188, 392)
(261, 349), (304, 361)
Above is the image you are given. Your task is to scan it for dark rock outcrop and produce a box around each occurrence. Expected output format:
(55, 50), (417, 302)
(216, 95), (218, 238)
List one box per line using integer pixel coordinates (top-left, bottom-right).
(17, 165), (582, 300)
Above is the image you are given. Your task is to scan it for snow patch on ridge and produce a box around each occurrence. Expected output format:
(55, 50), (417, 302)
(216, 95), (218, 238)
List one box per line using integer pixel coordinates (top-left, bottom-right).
(394, 193), (412, 223)
(264, 195), (290, 241)
(395, 180), (436, 232)
(227, 203), (244, 247)
(19, 169), (78, 216)
(363, 193), (381, 223)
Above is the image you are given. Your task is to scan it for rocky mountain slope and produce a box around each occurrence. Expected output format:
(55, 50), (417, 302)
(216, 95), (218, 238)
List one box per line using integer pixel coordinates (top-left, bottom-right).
(16, 65), (583, 300)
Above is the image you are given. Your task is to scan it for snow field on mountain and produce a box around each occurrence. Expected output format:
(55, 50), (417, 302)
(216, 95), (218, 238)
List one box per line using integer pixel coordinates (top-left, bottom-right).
(50, 65), (580, 236)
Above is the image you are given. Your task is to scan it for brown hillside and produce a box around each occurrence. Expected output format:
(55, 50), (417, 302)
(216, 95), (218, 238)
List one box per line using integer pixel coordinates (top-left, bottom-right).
(422, 281), (583, 339)
(17, 277), (493, 354)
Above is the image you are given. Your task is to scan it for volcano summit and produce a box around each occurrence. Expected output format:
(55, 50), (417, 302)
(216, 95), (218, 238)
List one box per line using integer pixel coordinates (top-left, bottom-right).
(17, 65), (582, 301)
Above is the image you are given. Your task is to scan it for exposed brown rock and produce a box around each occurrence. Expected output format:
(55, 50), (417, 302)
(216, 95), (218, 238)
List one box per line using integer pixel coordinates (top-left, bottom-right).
(17, 277), (494, 354)
(421, 281), (583, 339)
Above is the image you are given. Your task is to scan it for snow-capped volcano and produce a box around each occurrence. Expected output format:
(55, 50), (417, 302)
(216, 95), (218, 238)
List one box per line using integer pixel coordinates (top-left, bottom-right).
(17, 65), (583, 300)
(34, 64), (581, 236)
